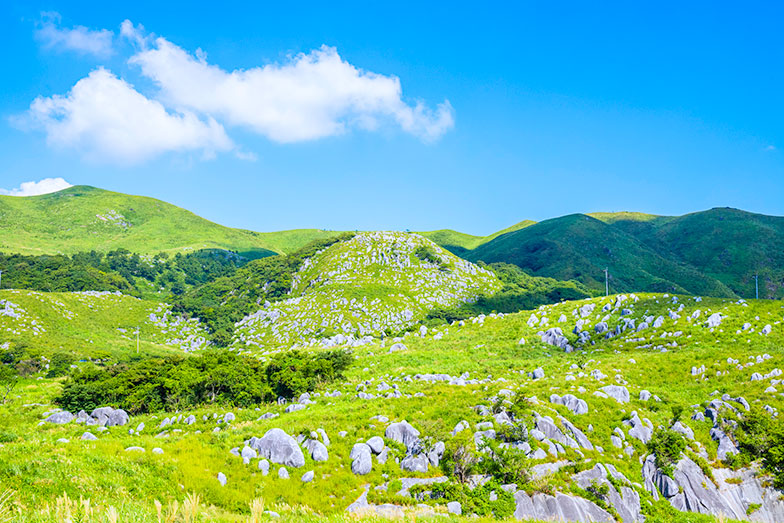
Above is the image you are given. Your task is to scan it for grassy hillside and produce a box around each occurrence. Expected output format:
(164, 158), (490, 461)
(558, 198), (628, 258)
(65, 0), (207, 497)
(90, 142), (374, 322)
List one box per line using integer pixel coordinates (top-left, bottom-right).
(0, 186), (338, 257)
(0, 289), (207, 360)
(231, 232), (503, 350)
(466, 214), (736, 298)
(419, 220), (536, 255)
(1, 292), (782, 521)
(606, 208), (784, 299)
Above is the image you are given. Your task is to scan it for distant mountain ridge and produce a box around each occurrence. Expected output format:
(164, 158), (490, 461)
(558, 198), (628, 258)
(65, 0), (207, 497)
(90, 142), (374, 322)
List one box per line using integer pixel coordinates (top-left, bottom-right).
(1, 186), (781, 299)
(462, 208), (784, 300)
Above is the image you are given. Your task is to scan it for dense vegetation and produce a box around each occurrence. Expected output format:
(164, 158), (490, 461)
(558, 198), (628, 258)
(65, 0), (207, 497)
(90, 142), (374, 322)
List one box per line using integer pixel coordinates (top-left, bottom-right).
(56, 349), (353, 414)
(0, 249), (249, 297)
(172, 234), (355, 345)
(465, 214), (738, 298)
(425, 262), (592, 324)
(647, 428), (687, 477)
(723, 408), (784, 488)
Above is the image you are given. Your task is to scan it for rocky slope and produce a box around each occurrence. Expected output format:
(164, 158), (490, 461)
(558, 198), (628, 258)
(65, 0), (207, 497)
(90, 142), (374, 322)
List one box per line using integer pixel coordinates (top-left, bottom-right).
(231, 232), (502, 351)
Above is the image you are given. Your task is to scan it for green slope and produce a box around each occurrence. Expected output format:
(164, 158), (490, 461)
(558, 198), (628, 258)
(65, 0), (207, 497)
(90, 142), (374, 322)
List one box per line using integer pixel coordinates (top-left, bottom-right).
(419, 219), (536, 255)
(0, 289), (208, 359)
(224, 232), (503, 350)
(0, 185), (339, 257)
(466, 213), (737, 297)
(593, 208), (784, 299)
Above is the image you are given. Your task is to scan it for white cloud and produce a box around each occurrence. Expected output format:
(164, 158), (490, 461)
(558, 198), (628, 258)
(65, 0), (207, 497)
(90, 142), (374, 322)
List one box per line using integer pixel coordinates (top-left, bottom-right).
(20, 68), (234, 165)
(35, 12), (113, 57)
(0, 177), (73, 197)
(129, 37), (454, 143)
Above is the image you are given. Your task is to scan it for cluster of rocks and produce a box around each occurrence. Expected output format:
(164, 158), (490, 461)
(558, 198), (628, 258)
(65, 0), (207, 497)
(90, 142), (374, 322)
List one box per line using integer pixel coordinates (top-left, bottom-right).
(148, 305), (210, 352)
(225, 427), (330, 484)
(643, 454), (784, 521)
(44, 407), (129, 427)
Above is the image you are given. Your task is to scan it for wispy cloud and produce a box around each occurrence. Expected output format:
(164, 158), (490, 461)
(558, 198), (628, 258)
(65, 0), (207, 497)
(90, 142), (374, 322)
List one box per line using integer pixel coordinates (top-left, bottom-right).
(0, 177), (73, 196)
(19, 18), (454, 165)
(19, 68), (234, 165)
(764, 145), (776, 151)
(34, 12), (114, 57)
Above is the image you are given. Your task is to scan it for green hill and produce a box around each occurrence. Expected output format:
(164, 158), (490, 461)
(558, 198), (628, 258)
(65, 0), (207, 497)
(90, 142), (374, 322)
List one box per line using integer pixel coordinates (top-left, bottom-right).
(0, 185), (338, 258)
(446, 208), (784, 299)
(0, 289), (208, 360)
(465, 214), (736, 297)
(605, 207), (784, 299)
(186, 231), (504, 350)
(419, 220), (536, 255)
(2, 291), (783, 521)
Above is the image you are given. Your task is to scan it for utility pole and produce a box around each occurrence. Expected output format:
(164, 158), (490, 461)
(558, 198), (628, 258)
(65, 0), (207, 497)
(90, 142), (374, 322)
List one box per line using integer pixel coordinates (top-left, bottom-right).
(754, 274), (759, 300)
(604, 268), (609, 297)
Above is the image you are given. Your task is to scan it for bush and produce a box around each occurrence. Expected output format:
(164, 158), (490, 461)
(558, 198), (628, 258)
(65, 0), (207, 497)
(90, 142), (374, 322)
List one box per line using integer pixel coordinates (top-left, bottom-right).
(412, 480), (515, 518)
(729, 408), (784, 488)
(647, 429), (686, 477)
(441, 431), (480, 483)
(479, 438), (531, 486)
(56, 348), (352, 414)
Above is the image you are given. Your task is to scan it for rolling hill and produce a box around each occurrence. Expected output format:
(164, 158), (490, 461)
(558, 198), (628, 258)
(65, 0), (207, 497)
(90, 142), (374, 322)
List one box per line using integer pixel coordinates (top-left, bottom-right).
(460, 208), (784, 299)
(0, 185), (339, 258)
(3, 185), (782, 300)
(419, 219), (536, 255)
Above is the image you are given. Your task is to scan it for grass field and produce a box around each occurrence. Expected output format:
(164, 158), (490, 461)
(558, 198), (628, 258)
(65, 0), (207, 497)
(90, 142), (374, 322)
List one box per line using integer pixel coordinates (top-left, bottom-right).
(0, 292), (781, 521)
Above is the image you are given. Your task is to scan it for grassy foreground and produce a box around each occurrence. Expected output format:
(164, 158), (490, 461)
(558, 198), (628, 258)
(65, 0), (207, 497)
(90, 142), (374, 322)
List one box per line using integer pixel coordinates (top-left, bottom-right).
(0, 293), (781, 522)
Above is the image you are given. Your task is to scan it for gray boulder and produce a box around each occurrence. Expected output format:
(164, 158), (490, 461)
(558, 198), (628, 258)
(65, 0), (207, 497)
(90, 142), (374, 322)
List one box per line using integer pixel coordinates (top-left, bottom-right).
(303, 439), (329, 462)
(550, 394), (588, 415)
(574, 463), (642, 522)
(514, 491), (613, 522)
(46, 411), (74, 424)
(366, 436), (385, 454)
(250, 428), (305, 468)
(601, 385), (630, 403)
(258, 459), (270, 475)
(401, 454), (429, 473)
(385, 421), (421, 451)
(350, 443), (372, 475)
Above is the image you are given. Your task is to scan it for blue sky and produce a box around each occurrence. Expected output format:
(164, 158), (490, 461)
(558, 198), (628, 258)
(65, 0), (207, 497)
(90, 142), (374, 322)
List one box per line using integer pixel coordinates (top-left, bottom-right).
(0, 1), (782, 235)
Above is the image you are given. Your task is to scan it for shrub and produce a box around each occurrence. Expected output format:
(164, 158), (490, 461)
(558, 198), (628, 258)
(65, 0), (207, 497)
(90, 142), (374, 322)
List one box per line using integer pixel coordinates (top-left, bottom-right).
(56, 348), (352, 414)
(729, 408), (784, 488)
(413, 480), (515, 518)
(441, 431), (480, 483)
(479, 439), (531, 486)
(647, 429), (686, 478)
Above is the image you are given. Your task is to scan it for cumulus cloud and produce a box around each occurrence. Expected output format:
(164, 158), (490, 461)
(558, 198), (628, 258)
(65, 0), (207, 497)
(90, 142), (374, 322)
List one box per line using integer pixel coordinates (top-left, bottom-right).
(0, 177), (73, 197)
(20, 68), (234, 165)
(35, 12), (114, 57)
(129, 38), (454, 142)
